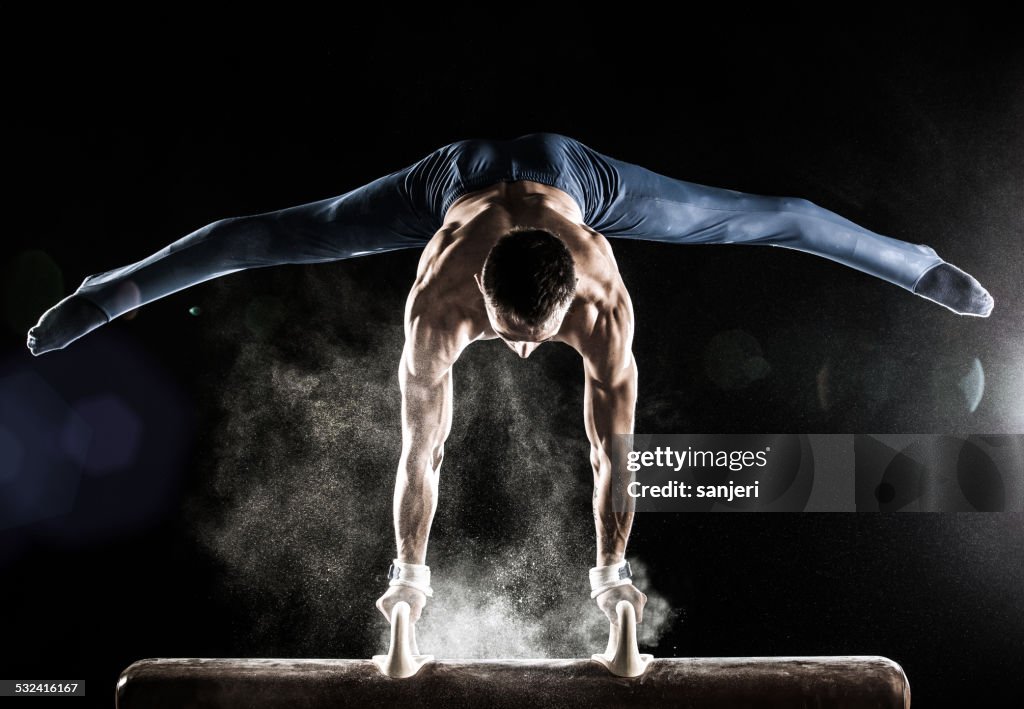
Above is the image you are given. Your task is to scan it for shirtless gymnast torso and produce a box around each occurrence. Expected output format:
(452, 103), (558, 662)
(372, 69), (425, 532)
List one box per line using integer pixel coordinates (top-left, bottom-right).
(379, 179), (647, 627)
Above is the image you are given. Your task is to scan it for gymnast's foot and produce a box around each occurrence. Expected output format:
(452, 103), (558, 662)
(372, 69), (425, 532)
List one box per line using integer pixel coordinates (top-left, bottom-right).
(26, 295), (109, 356)
(913, 262), (994, 317)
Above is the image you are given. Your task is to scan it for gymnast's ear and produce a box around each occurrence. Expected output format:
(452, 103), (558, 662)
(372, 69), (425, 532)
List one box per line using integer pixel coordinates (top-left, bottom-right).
(473, 272), (486, 295)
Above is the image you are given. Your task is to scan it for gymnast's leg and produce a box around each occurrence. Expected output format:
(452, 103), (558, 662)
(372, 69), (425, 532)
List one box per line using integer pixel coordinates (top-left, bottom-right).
(569, 140), (994, 317)
(26, 152), (451, 356)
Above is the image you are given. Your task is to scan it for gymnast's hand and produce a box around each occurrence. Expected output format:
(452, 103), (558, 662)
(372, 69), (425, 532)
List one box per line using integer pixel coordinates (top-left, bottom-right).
(596, 584), (648, 626)
(26, 294), (109, 356)
(376, 585), (428, 625)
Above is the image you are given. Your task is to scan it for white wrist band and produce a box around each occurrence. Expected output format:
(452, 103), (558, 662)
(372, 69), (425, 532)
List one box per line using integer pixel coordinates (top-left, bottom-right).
(589, 561), (633, 599)
(388, 559), (434, 598)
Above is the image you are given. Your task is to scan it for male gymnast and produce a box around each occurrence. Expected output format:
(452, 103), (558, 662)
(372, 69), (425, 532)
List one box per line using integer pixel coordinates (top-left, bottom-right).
(25, 133), (994, 630)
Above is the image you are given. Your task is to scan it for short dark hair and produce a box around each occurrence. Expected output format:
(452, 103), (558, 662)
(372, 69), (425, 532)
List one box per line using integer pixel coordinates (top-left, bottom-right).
(481, 227), (576, 328)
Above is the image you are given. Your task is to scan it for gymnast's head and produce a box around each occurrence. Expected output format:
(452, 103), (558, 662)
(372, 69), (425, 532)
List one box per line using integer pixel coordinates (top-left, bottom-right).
(474, 227), (577, 358)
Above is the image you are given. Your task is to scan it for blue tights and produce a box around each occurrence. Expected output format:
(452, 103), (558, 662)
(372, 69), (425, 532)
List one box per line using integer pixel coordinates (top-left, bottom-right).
(73, 133), (983, 321)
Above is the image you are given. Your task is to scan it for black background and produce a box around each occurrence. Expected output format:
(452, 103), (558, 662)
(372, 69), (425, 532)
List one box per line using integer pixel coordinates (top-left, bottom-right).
(2, 12), (1023, 707)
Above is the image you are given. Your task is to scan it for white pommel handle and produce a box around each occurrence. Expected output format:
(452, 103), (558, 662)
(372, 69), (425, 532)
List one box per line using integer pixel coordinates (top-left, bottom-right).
(591, 600), (654, 677)
(372, 601), (433, 678)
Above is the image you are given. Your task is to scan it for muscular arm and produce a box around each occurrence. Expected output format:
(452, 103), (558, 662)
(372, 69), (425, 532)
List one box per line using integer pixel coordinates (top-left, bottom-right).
(376, 309), (457, 623)
(394, 338), (453, 564)
(578, 294), (648, 622)
(581, 300), (638, 566)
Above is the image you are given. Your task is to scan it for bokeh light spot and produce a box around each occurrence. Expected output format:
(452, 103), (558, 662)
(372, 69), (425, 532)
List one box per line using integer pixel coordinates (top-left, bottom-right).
(703, 329), (772, 390)
(61, 394), (144, 474)
(0, 370), (85, 530)
(0, 425), (26, 483)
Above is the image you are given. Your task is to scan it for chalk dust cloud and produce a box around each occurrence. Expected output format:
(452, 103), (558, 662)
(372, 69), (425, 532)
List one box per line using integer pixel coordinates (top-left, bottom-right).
(184, 256), (676, 658)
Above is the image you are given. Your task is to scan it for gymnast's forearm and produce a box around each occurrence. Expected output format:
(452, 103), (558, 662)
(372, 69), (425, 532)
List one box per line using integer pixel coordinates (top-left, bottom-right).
(393, 455), (440, 565)
(376, 442), (441, 625)
(584, 361), (638, 566)
(394, 356), (452, 564)
(594, 468), (633, 566)
(592, 435), (649, 624)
